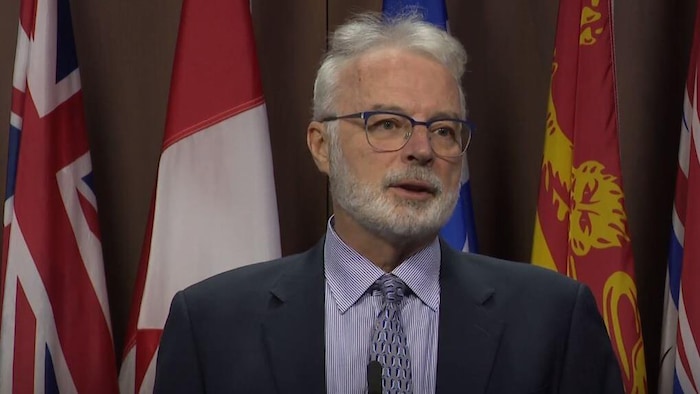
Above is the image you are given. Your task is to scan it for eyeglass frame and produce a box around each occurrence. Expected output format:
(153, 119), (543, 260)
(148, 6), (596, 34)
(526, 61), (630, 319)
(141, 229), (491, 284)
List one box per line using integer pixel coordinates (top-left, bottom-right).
(320, 110), (475, 158)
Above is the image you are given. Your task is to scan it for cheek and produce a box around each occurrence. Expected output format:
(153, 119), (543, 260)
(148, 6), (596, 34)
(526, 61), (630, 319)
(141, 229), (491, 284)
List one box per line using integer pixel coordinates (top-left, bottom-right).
(353, 158), (388, 186)
(440, 162), (462, 189)
(341, 137), (389, 182)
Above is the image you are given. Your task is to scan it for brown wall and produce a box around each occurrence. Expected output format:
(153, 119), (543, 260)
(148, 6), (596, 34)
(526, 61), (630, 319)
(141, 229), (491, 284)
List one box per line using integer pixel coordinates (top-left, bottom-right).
(0, 0), (695, 392)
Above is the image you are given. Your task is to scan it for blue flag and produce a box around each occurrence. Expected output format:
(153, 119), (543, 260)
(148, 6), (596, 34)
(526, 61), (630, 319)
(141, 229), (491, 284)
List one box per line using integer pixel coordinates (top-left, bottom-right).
(382, 0), (479, 253)
(382, 0), (447, 29)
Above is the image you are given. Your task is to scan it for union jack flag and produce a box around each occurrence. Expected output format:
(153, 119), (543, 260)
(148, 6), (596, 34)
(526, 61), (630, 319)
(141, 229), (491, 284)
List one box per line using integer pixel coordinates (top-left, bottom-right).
(0, 0), (119, 391)
(659, 3), (700, 391)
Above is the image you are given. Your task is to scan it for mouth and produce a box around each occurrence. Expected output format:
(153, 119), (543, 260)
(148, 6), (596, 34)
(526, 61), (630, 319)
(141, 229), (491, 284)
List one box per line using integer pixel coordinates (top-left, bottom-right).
(388, 180), (438, 200)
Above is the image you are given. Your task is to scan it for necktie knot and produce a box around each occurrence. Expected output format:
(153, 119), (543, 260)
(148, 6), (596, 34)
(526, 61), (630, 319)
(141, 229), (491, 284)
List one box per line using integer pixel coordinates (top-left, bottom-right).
(372, 274), (409, 304)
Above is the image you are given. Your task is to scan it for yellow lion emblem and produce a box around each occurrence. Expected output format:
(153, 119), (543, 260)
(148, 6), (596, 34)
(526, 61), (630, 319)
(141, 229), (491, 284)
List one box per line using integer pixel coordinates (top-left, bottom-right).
(541, 60), (629, 271)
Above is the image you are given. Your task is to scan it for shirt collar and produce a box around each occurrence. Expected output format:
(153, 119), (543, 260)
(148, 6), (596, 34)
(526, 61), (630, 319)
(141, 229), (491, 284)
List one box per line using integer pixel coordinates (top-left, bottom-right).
(324, 217), (441, 313)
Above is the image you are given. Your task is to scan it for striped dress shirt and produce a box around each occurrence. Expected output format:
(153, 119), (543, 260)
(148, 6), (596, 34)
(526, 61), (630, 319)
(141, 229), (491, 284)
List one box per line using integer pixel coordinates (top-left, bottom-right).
(324, 221), (441, 394)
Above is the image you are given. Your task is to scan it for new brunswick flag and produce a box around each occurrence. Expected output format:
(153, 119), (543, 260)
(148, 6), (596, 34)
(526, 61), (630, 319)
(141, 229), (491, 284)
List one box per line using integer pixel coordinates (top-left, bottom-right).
(531, 1), (646, 392)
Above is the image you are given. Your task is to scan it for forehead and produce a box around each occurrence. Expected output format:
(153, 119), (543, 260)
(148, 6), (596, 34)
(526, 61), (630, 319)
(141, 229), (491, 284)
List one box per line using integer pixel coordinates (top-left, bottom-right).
(338, 47), (461, 115)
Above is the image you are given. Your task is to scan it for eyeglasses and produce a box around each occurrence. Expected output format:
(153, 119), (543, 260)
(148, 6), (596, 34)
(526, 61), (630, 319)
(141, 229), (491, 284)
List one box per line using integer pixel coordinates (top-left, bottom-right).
(321, 111), (474, 158)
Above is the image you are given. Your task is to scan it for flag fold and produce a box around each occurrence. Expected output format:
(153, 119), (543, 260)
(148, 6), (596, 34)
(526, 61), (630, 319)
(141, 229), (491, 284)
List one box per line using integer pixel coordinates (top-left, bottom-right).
(0, 0), (119, 391)
(658, 3), (700, 393)
(118, 1), (281, 392)
(531, 1), (646, 392)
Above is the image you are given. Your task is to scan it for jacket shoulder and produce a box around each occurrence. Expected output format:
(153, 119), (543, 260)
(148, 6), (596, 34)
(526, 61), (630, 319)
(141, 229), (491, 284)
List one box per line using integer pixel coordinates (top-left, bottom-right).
(179, 242), (321, 308)
(443, 246), (585, 306)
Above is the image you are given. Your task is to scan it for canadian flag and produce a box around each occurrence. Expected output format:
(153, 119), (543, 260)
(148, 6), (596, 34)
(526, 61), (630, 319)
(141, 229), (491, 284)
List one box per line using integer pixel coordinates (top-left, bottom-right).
(118, 1), (281, 392)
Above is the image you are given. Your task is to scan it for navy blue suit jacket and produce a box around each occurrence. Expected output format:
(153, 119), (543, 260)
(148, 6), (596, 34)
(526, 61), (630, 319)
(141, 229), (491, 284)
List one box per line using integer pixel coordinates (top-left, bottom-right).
(154, 240), (623, 393)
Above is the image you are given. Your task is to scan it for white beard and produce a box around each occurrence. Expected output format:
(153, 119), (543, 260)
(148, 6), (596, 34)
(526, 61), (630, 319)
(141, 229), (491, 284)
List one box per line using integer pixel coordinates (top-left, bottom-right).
(328, 135), (459, 243)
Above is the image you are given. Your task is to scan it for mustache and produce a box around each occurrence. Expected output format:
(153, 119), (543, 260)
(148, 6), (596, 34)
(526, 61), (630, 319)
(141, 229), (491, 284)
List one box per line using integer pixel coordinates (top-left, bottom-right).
(382, 166), (443, 194)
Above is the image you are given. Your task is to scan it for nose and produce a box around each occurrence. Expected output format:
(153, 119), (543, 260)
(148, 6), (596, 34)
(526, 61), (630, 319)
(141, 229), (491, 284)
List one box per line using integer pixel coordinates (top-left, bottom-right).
(402, 126), (434, 165)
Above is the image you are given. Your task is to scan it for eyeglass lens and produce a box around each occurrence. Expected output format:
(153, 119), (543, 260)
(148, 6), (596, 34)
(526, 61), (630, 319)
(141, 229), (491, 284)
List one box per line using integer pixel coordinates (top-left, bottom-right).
(364, 112), (469, 157)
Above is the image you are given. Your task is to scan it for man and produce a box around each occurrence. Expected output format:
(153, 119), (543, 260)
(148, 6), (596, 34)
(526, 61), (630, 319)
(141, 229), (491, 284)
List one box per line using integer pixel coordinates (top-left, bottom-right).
(154, 12), (623, 394)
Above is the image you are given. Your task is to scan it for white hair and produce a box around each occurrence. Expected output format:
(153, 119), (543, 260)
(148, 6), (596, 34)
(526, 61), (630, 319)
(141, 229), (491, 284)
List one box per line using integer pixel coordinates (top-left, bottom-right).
(312, 12), (468, 120)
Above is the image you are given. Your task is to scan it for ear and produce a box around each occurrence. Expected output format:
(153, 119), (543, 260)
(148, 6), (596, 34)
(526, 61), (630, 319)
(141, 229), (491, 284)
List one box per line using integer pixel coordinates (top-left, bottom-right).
(307, 121), (330, 175)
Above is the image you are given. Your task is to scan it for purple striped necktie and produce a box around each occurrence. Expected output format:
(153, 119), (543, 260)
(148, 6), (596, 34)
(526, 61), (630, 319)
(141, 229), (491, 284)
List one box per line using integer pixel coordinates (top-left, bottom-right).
(369, 274), (412, 394)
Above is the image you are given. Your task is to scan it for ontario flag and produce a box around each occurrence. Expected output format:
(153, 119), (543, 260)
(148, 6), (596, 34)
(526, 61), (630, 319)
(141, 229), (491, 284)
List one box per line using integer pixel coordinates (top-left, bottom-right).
(118, 0), (281, 392)
(0, 0), (119, 391)
(530, 1), (646, 392)
(658, 2), (700, 392)
(382, 0), (479, 253)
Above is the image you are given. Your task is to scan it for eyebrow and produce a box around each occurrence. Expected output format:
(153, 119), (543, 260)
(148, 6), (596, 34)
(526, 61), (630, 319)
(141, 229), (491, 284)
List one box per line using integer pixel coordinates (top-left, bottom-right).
(367, 104), (462, 120)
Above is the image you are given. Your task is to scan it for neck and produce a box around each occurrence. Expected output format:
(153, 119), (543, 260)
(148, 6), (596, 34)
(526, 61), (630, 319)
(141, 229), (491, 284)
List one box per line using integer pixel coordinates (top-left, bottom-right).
(331, 210), (435, 272)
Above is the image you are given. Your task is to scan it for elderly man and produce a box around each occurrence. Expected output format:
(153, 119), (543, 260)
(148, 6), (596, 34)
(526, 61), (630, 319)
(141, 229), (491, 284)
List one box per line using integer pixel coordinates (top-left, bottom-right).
(154, 12), (623, 394)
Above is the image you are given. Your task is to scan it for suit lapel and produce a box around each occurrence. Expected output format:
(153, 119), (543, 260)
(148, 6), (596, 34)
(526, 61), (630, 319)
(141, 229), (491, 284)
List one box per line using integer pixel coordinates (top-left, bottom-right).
(436, 243), (504, 394)
(262, 240), (326, 394)
(260, 239), (504, 393)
